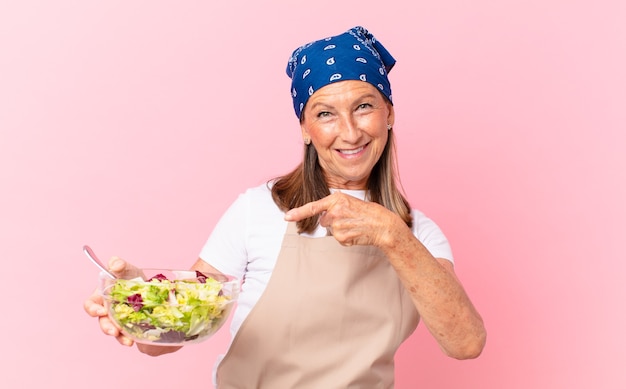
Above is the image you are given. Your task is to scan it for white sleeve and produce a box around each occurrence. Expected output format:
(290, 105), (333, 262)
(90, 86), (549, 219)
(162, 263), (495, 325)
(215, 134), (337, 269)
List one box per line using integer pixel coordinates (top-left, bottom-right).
(412, 210), (454, 263)
(198, 193), (250, 279)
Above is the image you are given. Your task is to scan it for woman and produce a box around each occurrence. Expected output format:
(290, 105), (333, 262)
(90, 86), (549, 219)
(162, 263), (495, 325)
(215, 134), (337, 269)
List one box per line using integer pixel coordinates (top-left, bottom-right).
(84, 26), (486, 387)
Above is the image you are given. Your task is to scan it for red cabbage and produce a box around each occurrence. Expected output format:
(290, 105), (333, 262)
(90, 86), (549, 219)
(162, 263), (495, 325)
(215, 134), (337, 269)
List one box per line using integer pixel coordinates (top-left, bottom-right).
(127, 293), (144, 311)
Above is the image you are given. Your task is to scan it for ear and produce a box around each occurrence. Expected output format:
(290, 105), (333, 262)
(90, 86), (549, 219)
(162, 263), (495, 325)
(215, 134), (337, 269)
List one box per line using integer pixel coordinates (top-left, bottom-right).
(300, 123), (311, 144)
(386, 103), (395, 128)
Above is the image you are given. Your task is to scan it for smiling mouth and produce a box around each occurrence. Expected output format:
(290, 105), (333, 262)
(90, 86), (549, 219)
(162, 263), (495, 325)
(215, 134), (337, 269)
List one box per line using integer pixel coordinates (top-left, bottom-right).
(338, 143), (367, 155)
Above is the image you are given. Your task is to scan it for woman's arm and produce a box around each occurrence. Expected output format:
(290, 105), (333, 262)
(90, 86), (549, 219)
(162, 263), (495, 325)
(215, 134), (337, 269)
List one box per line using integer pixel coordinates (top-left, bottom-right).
(285, 192), (486, 359)
(379, 221), (486, 359)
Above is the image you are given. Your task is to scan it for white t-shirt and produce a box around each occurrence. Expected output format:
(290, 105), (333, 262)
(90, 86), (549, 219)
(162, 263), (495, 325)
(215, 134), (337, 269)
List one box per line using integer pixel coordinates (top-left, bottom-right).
(198, 182), (454, 341)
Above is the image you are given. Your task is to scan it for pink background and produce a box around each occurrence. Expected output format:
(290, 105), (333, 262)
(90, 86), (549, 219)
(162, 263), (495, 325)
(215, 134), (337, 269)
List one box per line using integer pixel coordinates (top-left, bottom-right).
(1, 1), (625, 388)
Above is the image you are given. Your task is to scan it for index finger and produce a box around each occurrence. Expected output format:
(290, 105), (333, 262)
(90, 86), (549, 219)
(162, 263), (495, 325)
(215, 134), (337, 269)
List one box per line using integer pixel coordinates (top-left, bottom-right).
(284, 197), (331, 222)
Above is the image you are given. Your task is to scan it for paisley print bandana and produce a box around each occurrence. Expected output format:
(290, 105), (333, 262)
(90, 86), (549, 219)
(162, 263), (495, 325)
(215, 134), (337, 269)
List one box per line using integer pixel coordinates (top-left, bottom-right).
(286, 26), (396, 119)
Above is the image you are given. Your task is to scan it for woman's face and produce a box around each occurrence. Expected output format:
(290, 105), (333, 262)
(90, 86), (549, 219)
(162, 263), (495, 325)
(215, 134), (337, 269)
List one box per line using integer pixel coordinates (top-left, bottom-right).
(301, 80), (394, 190)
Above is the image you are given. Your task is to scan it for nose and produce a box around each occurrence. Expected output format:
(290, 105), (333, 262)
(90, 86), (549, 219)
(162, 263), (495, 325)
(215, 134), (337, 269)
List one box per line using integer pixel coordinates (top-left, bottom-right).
(338, 114), (361, 143)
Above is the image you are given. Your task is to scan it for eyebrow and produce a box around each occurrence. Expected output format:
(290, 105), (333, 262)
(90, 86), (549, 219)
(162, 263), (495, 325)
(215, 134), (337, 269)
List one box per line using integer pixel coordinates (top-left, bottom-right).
(308, 101), (332, 111)
(357, 93), (379, 101)
(308, 93), (380, 111)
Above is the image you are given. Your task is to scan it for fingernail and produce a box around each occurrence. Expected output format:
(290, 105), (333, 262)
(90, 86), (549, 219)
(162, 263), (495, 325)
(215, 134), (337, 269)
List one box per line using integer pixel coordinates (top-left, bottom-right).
(107, 327), (116, 336)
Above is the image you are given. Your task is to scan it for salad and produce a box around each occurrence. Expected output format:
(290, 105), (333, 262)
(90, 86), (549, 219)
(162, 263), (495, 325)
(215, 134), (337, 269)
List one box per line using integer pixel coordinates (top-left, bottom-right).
(105, 271), (235, 344)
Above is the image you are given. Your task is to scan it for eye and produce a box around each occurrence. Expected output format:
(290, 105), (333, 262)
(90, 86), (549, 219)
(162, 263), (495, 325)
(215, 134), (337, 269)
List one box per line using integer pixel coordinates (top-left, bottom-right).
(317, 111), (332, 118)
(357, 103), (372, 110)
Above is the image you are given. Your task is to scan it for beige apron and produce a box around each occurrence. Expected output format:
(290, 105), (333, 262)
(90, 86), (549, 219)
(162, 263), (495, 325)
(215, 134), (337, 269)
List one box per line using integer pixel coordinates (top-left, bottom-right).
(216, 222), (419, 388)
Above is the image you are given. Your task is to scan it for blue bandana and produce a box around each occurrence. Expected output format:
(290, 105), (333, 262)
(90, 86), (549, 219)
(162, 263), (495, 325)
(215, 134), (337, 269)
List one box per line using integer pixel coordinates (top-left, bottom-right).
(286, 26), (396, 119)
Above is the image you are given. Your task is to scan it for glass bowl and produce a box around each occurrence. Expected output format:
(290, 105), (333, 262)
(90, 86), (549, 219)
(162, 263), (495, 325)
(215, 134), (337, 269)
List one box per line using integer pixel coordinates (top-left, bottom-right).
(100, 269), (239, 346)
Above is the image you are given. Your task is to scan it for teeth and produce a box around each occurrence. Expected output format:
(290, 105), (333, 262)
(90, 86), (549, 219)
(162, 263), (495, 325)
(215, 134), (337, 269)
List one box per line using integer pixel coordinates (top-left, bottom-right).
(340, 146), (364, 155)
